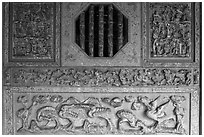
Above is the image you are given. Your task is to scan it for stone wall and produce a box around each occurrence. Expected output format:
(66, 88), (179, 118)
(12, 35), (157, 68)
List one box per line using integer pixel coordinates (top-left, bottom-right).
(2, 2), (201, 135)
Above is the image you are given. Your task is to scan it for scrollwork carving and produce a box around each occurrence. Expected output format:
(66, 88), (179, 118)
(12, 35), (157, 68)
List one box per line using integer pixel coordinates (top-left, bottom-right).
(193, 69), (199, 85)
(10, 68), (193, 87)
(3, 88), (14, 135)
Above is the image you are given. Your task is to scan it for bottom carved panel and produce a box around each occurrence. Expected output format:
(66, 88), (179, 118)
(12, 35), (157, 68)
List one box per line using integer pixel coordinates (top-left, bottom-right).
(3, 87), (199, 135)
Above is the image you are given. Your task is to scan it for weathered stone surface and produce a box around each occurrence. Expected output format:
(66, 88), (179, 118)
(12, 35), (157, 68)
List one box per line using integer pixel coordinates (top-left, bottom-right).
(142, 3), (200, 68)
(2, 3), (61, 66)
(3, 87), (200, 135)
(61, 2), (141, 66)
(2, 2), (201, 135)
(7, 67), (194, 87)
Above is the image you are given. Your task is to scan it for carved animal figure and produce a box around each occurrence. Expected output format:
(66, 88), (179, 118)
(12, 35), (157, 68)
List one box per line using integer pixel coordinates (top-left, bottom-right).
(56, 96), (112, 132)
(75, 117), (113, 134)
(36, 106), (62, 130)
(137, 96), (170, 128)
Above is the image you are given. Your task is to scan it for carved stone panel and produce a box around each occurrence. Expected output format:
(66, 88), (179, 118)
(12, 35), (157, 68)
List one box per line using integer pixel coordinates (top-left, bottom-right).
(2, 87), (200, 135)
(142, 3), (200, 67)
(61, 2), (141, 66)
(3, 3), (61, 66)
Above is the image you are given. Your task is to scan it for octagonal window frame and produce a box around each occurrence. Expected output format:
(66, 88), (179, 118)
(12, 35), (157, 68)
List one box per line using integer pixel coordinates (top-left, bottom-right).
(71, 3), (131, 59)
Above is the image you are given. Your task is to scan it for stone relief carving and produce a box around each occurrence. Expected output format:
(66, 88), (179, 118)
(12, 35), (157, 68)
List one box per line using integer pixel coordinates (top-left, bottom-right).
(3, 88), (14, 135)
(11, 3), (54, 59)
(2, 2), (201, 135)
(150, 3), (192, 58)
(10, 68), (192, 87)
(193, 69), (200, 85)
(142, 3), (200, 67)
(3, 2), (61, 66)
(15, 93), (188, 134)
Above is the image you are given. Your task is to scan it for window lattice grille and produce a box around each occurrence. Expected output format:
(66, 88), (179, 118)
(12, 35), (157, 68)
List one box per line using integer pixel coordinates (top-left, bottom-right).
(75, 4), (128, 57)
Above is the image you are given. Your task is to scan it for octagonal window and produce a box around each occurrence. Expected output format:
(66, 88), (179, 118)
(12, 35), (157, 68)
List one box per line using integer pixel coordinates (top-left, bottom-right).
(75, 4), (128, 57)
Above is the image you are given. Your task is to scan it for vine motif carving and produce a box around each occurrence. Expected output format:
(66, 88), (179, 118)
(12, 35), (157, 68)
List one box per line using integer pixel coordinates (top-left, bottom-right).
(149, 3), (192, 58)
(193, 69), (199, 85)
(4, 88), (14, 135)
(15, 94), (188, 134)
(11, 3), (55, 59)
(190, 89), (200, 135)
(3, 68), (11, 86)
(11, 68), (192, 86)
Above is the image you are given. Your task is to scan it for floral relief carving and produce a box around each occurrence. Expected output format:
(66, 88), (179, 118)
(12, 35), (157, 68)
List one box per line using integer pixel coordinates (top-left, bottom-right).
(3, 88), (14, 135)
(10, 68), (192, 87)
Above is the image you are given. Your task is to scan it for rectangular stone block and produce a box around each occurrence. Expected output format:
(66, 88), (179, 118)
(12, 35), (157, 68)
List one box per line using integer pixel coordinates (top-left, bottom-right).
(3, 87), (199, 135)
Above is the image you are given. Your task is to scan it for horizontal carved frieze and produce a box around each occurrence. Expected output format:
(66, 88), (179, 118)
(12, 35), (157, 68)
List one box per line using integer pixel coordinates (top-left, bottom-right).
(8, 68), (194, 87)
(5, 88), (193, 135)
(3, 87), (200, 135)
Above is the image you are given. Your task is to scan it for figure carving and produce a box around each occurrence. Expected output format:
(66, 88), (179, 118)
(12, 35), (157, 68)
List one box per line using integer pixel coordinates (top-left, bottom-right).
(150, 3), (192, 58)
(137, 96), (170, 128)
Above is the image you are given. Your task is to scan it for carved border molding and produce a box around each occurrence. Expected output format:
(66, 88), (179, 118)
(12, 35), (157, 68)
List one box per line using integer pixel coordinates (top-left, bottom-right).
(142, 3), (200, 67)
(2, 86), (200, 135)
(3, 67), (200, 87)
(2, 3), (61, 67)
(62, 2), (141, 66)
